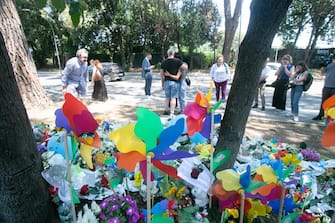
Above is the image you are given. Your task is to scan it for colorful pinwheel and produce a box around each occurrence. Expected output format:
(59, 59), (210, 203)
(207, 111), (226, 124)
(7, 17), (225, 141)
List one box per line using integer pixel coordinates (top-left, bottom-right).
(184, 83), (222, 138)
(322, 94), (335, 147)
(109, 107), (198, 181)
(54, 93), (101, 169)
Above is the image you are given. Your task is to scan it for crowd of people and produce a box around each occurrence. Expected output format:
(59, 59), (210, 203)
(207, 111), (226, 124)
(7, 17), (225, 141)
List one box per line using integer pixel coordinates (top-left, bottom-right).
(60, 48), (335, 122)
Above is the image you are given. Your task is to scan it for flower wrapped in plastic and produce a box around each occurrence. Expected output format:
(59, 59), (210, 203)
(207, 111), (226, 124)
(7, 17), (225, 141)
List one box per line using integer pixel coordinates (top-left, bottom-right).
(99, 195), (140, 223)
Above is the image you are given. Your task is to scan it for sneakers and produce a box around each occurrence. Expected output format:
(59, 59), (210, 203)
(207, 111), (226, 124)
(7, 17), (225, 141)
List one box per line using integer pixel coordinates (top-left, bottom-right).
(293, 116), (299, 122)
(252, 104), (258, 108)
(312, 115), (322, 121)
(261, 107), (265, 111)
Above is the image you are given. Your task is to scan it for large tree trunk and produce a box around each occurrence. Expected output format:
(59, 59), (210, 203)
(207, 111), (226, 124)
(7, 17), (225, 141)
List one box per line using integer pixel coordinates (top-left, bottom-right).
(222, 0), (243, 63)
(0, 31), (58, 222)
(0, 0), (51, 110)
(215, 0), (292, 171)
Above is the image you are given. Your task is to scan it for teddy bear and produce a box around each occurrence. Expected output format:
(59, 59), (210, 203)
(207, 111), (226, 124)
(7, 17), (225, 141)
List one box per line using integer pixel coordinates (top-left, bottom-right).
(191, 187), (209, 208)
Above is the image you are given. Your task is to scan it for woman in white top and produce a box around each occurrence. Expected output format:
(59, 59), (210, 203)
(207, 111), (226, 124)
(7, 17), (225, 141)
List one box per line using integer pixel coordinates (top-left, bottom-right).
(210, 55), (230, 101)
(290, 61), (308, 121)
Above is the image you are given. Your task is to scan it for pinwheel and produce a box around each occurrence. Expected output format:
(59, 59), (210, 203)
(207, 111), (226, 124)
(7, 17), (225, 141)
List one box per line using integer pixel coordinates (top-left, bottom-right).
(54, 93), (101, 169)
(321, 94), (335, 146)
(184, 83), (222, 138)
(109, 107), (198, 181)
(212, 164), (298, 222)
(142, 199), (175, 223)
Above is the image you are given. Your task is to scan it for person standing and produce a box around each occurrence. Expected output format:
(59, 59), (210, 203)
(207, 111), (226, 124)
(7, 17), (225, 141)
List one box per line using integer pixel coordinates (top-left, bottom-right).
(252, 61), (272, 111)
(272, 54), (295, 111)
(91, 60), (108, 101)
(178, 62), (189, 113)
(165, 62), (189, 114)
(210, 55), (230, 101)
(160, 48), (183, 116)
(312, 55), (335, 120)
(141, 53), (155, 96)
(61, 48), (89, 98)
(290, 62), (308, 122)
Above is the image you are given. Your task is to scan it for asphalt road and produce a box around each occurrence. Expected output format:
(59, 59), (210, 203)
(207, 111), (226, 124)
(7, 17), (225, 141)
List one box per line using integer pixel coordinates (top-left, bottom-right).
(37, 70), (324, 124)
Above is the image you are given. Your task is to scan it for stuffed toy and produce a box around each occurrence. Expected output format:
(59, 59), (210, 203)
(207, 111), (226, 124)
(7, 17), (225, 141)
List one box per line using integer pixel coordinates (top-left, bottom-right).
(191, 187), (209, 208)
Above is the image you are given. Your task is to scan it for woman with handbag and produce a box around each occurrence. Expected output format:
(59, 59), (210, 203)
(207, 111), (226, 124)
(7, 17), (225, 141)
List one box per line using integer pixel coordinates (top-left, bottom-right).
(91, 60), (108, 101)
(271, 55), (295, 111)
(290, 62), (308, 122)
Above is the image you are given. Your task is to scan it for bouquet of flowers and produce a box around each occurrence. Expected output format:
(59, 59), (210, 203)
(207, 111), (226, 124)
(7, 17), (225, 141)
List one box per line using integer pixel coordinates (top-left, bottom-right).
(99, 195), (141, 223)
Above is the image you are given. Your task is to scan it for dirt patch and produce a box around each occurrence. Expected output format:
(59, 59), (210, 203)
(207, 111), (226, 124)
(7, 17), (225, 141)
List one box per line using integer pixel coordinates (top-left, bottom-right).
(245, 118), (334, 159)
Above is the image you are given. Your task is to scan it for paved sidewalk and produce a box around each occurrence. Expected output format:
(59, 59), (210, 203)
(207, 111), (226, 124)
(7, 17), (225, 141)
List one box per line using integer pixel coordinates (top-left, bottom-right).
(37, 71), (325, 126)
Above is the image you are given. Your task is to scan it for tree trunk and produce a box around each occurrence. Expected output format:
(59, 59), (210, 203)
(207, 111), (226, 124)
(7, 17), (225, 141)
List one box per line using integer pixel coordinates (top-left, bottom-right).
(0, 31), (58, 222)
(0, 0), (51, 110)
(222, 0), (243, 63)
(215, 0), (292, 171)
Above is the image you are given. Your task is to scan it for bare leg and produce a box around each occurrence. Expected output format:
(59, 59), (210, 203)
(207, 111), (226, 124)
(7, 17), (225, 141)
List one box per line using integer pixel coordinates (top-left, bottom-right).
(170, 97), (177, 115)
(164, 98), (170, 111)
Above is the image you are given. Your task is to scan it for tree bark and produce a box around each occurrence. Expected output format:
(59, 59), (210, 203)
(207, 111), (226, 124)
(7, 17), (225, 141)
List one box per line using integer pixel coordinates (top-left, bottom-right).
(222, 0), (243, 63)
(0, 0), (51, 110)
(215, 0), (292, 171)
(0, 30), (58, 222)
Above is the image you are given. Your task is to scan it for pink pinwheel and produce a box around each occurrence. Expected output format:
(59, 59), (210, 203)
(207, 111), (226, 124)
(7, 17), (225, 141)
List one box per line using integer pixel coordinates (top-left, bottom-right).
(109, 107), (198, 181)
(184, 83), (222, 137)
(54, 93), (101, 169)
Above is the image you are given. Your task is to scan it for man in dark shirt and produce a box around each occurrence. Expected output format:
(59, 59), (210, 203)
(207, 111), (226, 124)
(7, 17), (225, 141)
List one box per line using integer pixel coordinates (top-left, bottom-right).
(160, 49), (183, 116)
(313, 54), (335, 120)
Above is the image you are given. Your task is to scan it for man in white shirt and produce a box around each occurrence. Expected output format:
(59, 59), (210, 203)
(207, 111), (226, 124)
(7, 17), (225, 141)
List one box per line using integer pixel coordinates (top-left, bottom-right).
(61, 48), (89, 98)
(252, 62), (272, 111)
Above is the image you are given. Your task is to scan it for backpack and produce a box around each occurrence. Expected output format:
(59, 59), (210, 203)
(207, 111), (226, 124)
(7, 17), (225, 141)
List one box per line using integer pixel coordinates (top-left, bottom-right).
(303, 70), (313, 91)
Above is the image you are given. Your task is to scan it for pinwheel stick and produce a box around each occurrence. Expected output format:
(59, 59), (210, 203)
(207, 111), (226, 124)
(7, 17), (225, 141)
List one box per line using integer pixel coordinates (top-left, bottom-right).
(146, 155), (152, 223)
(239, 190), (245, 223)
(277, 182), (285, 222)
(63, 131), (77, 223)
(209, 110), (215, 208)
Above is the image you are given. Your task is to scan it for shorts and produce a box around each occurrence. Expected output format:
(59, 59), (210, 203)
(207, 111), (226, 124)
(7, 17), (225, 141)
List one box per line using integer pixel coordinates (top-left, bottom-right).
(164, 80), (180, 98)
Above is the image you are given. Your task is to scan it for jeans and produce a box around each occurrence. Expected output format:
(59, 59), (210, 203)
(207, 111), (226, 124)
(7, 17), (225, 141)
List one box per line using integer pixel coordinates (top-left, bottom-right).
(179, 78), (187, 111)
(144, 72), (152, 95)
(290, 85), (303, 116)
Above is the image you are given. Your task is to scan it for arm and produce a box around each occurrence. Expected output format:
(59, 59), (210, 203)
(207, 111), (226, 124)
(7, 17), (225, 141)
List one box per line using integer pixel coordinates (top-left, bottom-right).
(321, 66), (327, 75)
(285, 65), (295, 77)
(160, 69), (165, 88)
(295, 71), (308, 83)
(210, 64), (215, 80)
(165, 70), (182, 80)
(61, 61), (73, 90)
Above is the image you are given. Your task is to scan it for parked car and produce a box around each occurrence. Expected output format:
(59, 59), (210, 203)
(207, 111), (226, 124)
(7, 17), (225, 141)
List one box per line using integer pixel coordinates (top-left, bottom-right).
(88, 62), (125, 82)
(266, 62), (281, 85)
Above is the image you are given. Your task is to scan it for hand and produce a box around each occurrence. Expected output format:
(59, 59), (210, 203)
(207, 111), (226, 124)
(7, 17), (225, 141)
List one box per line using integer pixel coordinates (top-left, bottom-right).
(62, 86), (67, 94)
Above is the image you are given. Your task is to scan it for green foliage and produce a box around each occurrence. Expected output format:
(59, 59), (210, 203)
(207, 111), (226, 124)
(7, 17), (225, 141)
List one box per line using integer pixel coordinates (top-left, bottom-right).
(34, 0), (46, 9)
(26, 0), (221, 68)
(69, 1), (81, 27)
(278, 0), (335, 48)
(51, 0), (65, 13)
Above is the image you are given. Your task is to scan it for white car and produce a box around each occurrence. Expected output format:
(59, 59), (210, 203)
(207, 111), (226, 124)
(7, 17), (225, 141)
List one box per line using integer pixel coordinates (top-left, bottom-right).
(265, 62), (281, 85)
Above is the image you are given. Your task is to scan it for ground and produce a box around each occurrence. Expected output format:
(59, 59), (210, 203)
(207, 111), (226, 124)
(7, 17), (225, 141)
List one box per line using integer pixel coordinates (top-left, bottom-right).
(28, 68), (334, 159)
(28, 100), (334, 159)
